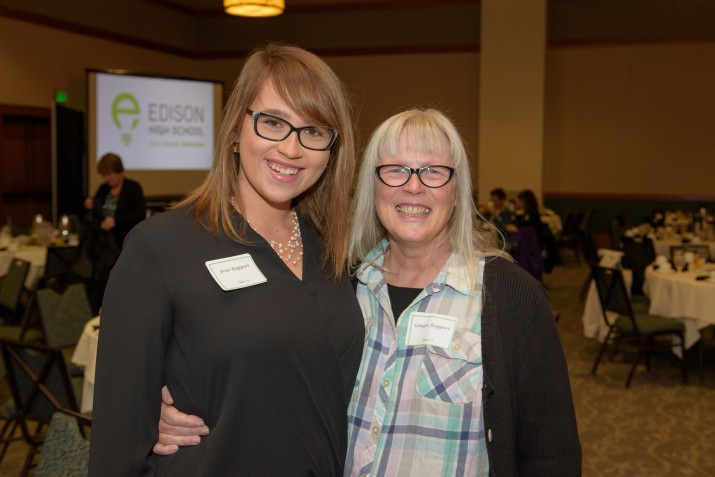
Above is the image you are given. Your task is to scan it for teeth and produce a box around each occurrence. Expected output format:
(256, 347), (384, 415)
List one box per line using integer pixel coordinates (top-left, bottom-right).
(397, 205), (430, 216)
(269, 162), (299, 175)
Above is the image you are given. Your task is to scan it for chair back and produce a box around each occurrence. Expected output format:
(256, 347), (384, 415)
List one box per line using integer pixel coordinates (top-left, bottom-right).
(0, 258), (30, 314)
(0, 338), (80, 426)
(40, 245), (81, 290)
(621, 236), (656, 295)
(33, 412), (91, 477)
(591, 265), (639, 333)
(669, 244), (711, 263)
(36, 284), (92, 348)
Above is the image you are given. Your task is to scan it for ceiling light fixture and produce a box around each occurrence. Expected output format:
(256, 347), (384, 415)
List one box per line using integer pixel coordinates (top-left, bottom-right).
(224, 0), (285, 17)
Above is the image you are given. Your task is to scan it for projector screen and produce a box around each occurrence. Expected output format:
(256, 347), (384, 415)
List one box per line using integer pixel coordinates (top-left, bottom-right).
(87, 69), (224, 198)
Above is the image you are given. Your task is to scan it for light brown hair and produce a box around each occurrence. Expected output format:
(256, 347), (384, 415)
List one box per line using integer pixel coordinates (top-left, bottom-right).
(178, 43), (356, 278)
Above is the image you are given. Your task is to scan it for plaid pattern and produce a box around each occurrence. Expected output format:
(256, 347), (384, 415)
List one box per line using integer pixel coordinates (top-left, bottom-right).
(346, 241), (489, 477)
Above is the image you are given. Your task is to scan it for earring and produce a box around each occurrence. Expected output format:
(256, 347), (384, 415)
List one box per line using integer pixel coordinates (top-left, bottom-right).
(232, 142), (240, 154)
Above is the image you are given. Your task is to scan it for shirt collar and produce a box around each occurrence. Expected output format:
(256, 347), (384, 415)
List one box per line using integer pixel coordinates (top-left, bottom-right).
(356, 239), (476, 295)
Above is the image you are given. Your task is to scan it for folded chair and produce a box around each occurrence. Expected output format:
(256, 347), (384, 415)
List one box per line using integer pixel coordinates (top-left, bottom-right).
(590, 265), (687, 388)
(0, 338), (83, 476)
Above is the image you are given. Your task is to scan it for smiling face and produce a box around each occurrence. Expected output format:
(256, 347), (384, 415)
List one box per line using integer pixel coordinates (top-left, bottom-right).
(375, 132), (457, 252)
(235, 80), (331, 213)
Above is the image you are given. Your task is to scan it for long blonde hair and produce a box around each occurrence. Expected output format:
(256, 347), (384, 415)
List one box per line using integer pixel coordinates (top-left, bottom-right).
(348, 108), (505, 286)
(179, 43), (356, 278)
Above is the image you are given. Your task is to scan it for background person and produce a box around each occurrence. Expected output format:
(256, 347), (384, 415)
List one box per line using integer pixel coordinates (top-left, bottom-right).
(88, 43), (364, 476)
(82, 152), (145, 311)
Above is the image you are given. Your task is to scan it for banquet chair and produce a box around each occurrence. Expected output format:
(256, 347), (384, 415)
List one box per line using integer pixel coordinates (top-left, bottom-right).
(36, 283), (93, 349)
(590, 265), (687, 388)
(38, 245), (83, 291)
(555, 210), (582, 264)
(0, 258), (30, 322)
(33, 411), (91, 477)
(0, 338), (83, 476)
(621, 236), (656, 296)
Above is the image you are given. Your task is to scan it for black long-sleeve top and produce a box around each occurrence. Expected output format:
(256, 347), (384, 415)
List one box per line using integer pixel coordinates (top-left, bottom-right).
(88, 207), (365, 476)
(91, 177), (145, 246)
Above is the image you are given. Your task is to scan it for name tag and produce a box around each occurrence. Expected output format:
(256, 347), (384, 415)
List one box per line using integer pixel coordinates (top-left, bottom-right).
(205, 254), (267, 291)
(406, 312), (458, 349)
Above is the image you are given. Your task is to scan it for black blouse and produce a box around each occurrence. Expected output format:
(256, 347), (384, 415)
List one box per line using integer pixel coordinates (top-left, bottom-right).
(88, 207), (365, 476)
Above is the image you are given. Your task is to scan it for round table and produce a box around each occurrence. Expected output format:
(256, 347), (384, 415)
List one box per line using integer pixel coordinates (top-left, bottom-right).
(644, 265), (715, 350)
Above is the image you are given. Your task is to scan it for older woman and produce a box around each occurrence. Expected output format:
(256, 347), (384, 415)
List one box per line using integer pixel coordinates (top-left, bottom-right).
(155, 109), (581, 476)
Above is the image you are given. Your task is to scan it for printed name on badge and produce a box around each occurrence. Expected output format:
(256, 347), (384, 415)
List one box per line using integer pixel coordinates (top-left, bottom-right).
(205, 254), (267, 291)
(406, 312), (458, 349)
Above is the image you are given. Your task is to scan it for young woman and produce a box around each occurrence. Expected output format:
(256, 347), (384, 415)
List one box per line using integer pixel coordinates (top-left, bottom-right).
(88, 44), (365, 476)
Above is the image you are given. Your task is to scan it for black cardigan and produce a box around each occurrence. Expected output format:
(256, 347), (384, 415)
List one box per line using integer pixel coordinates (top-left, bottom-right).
(91, 177), (145, 247)
(481, 258), (582, 476)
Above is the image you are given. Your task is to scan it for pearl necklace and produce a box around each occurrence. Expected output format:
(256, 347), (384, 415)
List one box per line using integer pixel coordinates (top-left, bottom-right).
(248, 209), (303, 267)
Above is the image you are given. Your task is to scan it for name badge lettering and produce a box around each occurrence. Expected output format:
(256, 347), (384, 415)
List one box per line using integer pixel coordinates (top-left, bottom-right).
(205, 254), (267, 291)
(406, 312), (458, 349)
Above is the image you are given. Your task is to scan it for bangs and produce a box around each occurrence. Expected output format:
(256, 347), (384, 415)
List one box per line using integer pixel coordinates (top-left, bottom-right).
(376, 116), (451, 163)
(270, 66), (338, 129)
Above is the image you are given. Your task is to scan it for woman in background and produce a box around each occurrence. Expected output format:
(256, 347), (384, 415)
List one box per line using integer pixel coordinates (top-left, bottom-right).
(83, 152), (145, 310)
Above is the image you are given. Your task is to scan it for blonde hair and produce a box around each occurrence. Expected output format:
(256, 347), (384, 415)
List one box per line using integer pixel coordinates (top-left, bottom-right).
(178, 43), (356, 278)
(348, 108), (505, 286)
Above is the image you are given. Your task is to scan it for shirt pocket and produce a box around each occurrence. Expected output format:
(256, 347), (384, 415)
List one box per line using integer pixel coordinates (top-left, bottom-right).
(415, 330), (483, 404)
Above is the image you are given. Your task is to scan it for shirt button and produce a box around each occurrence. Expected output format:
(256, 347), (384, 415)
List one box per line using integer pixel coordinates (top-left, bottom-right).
(372, 425), (380, 435)
(487, 428), (493, 442)
(453, 342), (461, 351)
(383, 379), (390, 388)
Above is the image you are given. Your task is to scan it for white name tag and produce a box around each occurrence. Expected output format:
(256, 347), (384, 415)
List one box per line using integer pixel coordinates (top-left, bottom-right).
(205, 254), (267, 291)
(406, 312), (458, 349)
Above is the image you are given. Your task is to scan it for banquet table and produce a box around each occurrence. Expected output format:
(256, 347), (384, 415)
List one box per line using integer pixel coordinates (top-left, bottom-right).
(0, 244), (46, 289)
(653, 238), (715, 260)
(71, 316), (100, 413)
(644, 265), (715, 350)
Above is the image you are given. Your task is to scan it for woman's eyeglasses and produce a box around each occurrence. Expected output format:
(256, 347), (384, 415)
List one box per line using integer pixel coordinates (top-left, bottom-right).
(247, 110), (338, 151)
(375, 164), (455, 188)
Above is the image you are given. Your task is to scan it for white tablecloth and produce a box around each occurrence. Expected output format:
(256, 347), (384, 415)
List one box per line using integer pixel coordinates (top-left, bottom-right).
(0, 244), (46, 289)
(644, 265), (715, 350)
(582, 269), (633, 342)
(71, 316), (100, 413)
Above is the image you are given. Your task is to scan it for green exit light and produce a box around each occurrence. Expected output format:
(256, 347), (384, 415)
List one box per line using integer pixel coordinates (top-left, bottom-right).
(55, 89), (68, 103)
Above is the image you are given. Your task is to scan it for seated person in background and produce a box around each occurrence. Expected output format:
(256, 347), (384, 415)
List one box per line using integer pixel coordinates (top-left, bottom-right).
(507, 189), (540, 233)
(481, 187), (513, 239)
(507, 189), (560, 277)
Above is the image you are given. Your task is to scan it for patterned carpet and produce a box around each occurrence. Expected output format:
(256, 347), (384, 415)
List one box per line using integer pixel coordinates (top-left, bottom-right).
(545, 261), (715, 477)
(0, 262), (713, 476)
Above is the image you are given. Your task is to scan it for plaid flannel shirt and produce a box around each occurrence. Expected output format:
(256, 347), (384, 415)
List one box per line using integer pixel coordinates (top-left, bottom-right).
(346, 241), (489, 477)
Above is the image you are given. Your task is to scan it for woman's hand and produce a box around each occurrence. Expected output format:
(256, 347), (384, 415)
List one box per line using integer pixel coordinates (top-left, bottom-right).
(153, 386), (210, 455)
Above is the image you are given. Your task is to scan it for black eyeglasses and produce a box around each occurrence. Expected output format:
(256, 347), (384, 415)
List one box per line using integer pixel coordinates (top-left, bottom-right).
(247, 109), (338, 151)
(375, 164), (456, 188)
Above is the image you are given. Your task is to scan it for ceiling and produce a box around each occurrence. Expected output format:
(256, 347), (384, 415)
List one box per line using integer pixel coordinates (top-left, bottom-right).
(0, 0), (713, 58)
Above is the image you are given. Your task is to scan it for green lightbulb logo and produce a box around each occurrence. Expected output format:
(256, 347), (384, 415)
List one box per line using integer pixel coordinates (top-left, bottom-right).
(111, 93), (140, 146)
